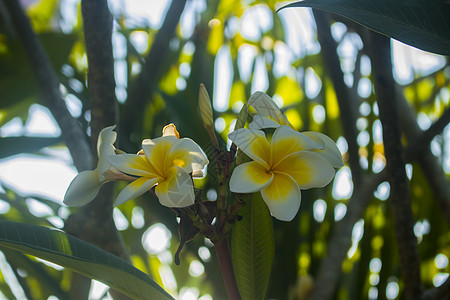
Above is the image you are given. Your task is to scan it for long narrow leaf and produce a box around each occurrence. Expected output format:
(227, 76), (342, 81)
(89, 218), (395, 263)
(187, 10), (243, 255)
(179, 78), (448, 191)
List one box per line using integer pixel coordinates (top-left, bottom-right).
(0, 221), (173, 300)
(231, 193), (275, 300)
(0, 136), (62, 159)
(279, 0), (450, 56)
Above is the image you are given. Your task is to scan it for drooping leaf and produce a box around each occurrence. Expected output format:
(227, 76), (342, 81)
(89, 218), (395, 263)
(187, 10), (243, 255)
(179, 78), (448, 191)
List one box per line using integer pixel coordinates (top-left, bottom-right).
(231, 193), (274, 300)
(0, 33), (77, 109)
(0, 221), (174, 300)
(279, 0), (450, 55)
(0, 136), (62, 159)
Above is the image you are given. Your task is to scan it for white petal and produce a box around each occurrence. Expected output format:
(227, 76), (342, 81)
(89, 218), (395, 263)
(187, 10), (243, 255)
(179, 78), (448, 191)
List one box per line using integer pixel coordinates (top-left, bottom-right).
(63, 170), (102, 206)
(162, 123), (180, 138)
(248, 92), (285, 124)
(97, 125), (117, 181)
(165, 138), (209, 174)
(114, 177), (159, 207)
(97, 125), (117, 157)
(155, 167), (195, 207)
(108, 154), (159, 177)
(228, 128), (270, 169)
(302, 131), (344, 168)
(275, 151), (335, 189)
(229, 161), (273, 193)
(261, 172), (301, 221)
(249, 114), (281, 130)
(271, 126), (320, 166)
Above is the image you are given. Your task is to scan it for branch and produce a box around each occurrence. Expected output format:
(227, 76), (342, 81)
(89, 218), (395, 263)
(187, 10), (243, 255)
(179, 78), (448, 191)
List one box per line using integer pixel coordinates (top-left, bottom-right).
(398, 93), (450, 222)
(214, 239), (241, 300)
(121, 0), (187, 146)
(309, 11), (368, 299)
(307, 101), (446, 300)
(81, 0), (117, 149)
(309, 172), (386, 299)
(4, 0), (92, 172)
(313, 10), (363, 186)
(409, 107), (450, 156)
(0, 0), (15, 37)
(368, 31), (422, 299)
(64, 1), (130, 299)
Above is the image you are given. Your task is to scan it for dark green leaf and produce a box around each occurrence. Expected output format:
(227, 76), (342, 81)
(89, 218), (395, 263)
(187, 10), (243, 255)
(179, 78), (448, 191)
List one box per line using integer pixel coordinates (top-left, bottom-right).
(0, 33), (77, 109)
(231, 193), (274, 300)
(0, 136), (62, 159)
(279, 0), (450, 55)
(0, 221), (174, 300)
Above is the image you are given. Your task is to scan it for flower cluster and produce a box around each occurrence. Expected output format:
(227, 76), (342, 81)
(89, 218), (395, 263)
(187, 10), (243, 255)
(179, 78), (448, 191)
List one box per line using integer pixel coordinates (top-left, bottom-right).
(63, 91), (342, 223)
(228, 92), (343, 221)
(64, 124), (209, 208)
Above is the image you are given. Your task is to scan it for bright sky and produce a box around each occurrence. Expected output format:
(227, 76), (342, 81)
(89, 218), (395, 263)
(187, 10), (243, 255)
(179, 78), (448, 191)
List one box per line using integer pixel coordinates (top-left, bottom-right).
(0, 0), (449, 298)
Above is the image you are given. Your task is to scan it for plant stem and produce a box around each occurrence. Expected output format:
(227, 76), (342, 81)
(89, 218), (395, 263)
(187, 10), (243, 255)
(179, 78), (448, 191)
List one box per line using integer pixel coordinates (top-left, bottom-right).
(214, 239), (241, 300)
(215, 149), (229, 232)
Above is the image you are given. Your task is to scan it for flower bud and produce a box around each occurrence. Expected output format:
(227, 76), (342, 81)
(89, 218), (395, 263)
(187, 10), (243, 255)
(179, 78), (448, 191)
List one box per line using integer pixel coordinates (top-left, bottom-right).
(199, 83), (214, 129)
(199, 83), (219, 148)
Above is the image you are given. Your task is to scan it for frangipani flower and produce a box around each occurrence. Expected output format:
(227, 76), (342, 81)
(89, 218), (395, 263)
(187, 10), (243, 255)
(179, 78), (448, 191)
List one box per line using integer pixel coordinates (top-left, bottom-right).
(248, 91), (344, 168)
(107, 125), (208, 208)
(229, 125), (335, 221)
(64, 125), (131, 206)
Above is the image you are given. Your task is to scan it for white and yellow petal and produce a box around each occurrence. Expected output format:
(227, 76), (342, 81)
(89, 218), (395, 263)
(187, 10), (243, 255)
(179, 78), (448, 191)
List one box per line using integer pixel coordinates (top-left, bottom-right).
(142, 136), (178, 176)
(271, 126), (320, 167)
(63, 170), (102, 207)
(248, 92), (285, 124)
(108, 154), (159, 177)
(155, 166), (195, 207)
(228, 128), (270, 169)
(261, 172), (301, 221)
(303, 131), (344, 168)
(274, 151), (335, 189)
(113, 177), (159, 207)
(229, 161), (273, 193)
(165, 138), (209, 174)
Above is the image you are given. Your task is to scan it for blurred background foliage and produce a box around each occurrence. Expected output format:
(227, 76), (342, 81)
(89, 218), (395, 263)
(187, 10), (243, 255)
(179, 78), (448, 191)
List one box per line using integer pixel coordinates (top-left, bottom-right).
(0, 0), (449, 299)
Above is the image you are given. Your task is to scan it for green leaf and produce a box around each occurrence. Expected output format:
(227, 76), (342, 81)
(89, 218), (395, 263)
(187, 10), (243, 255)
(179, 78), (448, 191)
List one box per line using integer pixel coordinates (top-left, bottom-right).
(0, 136), (62, 159)
(279, 0), (450, 56)
(0, 221), (174, 300)
(0, 33), (77, 109)
(231, 193), (275, 300)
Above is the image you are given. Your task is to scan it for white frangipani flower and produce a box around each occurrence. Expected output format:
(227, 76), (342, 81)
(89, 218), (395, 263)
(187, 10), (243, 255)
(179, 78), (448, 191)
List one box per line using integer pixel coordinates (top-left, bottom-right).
(108, 124), (209, 208)
(248, 91), (344, 168)
(229, 126), (335, 221)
